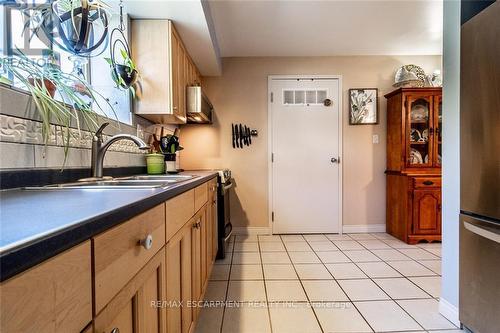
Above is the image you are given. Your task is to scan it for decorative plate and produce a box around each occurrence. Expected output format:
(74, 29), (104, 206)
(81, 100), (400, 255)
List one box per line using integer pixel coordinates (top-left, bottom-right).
(421, 129), (429, 142)
(410, 148), (423, 164)
(410, 129), (421, 142)
(411, 104), (429, 121)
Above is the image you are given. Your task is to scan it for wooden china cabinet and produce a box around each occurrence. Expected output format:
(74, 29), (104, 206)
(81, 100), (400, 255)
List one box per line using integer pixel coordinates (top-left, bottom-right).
(385, 87), (442, 244)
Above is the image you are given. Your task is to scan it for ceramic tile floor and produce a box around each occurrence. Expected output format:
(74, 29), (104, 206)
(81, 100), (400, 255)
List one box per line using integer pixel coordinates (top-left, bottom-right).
(195, 233), (463, 333)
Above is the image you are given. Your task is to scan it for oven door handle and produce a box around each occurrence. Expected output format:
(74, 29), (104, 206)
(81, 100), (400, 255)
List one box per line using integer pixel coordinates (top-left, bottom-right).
(222, 181), (233, 194)
(224, 223), (233, 242)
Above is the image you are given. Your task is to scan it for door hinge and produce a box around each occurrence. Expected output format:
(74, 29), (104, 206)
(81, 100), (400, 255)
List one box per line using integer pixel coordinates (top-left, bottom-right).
(271, 153), (274, 162)
(271, 211), (274, 222)
(270, 92), (274, 103)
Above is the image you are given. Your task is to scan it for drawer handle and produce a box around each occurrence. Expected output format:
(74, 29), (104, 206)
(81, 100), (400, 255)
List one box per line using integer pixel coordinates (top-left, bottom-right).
(111, 329), (120, 333)
(423, 180), (434, 185)
(140, 234), (153, 250)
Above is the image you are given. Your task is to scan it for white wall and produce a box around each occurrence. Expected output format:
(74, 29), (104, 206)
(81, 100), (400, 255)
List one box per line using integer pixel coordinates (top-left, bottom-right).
(440, 0), (460, 325)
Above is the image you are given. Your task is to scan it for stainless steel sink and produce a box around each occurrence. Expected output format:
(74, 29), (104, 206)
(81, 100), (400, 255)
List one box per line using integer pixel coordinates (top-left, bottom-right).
(23, 174), (197, 190)
(119, 174), (197, 182)
(25, 180), (168, 190)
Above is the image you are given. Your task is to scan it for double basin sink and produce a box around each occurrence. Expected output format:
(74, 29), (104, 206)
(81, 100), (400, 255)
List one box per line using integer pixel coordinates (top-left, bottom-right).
(26, 174), (198, 190)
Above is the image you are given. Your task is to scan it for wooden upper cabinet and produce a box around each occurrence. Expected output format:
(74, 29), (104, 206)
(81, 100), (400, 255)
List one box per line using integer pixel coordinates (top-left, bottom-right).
(0, 242), (92, 333)
(385, 88), (442, 173)
(131, 20), (202, 124)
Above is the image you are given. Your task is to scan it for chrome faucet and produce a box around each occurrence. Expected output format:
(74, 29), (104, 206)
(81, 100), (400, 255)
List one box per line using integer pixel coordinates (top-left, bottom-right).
(91, 123), (149, 178)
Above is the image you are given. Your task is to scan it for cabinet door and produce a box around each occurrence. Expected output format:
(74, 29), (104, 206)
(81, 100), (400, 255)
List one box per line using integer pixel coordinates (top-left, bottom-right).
(405, 94), (435, 168)
(166, 222), (194, 333)
(170, 30), (181, 119)
(94, 249), (166, 333)
(208, 181), (218, 263)
(433, 94), (442, 167)
(0, 242), (92, 333)
(412, 189), (441, 235)
(170, 26), (189, 122)
(191, 212), (202, 321)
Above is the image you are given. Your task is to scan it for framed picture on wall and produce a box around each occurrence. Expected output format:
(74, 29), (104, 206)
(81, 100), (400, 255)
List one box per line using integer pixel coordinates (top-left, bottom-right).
(349, 88), (379, 125)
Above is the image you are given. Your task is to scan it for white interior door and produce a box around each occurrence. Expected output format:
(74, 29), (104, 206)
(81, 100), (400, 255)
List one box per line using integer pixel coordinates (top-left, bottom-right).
(270, 77), (341, 234)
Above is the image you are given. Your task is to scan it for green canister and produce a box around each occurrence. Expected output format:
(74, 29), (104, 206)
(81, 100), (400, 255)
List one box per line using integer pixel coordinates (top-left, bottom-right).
(146, 153), (165, 174)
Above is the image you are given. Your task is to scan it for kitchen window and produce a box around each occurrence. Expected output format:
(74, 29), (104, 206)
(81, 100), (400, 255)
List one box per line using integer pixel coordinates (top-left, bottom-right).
(0, 4), (133, 125)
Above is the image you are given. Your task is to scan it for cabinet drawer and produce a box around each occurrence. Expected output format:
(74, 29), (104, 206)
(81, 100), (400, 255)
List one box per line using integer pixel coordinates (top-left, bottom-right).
(0, 241), (92, 333)
(194, 183), (208, 212)
(413, 177), (441, 189)
(166, 189), (195, 241)
(94, 204), (166, 314)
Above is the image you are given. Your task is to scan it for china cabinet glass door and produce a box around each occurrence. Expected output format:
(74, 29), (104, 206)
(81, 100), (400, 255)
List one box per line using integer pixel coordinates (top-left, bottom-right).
(435, 95), (442, 167)
(407, 95), (433, 167)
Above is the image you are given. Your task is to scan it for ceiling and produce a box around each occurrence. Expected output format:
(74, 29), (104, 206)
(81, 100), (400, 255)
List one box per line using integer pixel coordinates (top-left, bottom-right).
(123, 0), (443, 76)
(208, 0), (443, 57)
(124, 0), (222, 76)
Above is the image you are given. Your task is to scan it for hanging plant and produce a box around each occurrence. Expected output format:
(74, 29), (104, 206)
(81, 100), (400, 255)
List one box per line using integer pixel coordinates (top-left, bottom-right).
(104, 46), (140, 98)
(0, 52), (117, 167)
(104, 0), (141, 99)
(22, 0), (110, 57)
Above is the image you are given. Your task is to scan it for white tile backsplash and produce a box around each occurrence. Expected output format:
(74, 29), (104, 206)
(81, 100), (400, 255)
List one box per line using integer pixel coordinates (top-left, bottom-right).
(34, 146), (90, 168)
(1, 114), (147, 170)
(0, 142), (35, 168)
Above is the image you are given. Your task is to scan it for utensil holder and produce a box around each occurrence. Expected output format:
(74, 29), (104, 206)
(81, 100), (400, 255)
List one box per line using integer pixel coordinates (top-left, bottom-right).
(164, 153), (177, 174)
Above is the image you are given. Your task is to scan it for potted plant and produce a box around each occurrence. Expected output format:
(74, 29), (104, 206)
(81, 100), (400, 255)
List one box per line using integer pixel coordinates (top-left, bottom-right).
(0, 52), (116, 166)
(105, 48), (140, 98)
(145, 136), (165, 175)
(27, 50), (60, 98)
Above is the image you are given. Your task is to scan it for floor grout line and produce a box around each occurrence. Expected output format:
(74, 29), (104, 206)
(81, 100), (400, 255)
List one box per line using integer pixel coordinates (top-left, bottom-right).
(280, 234), (326, 333)
(257, 236), (274, 333)
(313, 232), (377, 333)
(208, 233), (448, 333)
(218, 238), (234, 333)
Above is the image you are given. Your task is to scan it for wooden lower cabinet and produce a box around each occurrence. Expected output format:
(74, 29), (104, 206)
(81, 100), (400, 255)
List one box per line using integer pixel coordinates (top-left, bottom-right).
(166, 217), (195, 333)
(386, 174), (442, 244)
(94, 249), (166, 333)
(0, 242), (92, 333)
(0, 178), (218, 333)
(412, 189), (441, 235)
(208, 179), (218, 265)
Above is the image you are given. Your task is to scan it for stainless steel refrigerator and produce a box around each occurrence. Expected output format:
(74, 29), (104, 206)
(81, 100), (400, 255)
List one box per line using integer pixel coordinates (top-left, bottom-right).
(460, 1), (500, 332)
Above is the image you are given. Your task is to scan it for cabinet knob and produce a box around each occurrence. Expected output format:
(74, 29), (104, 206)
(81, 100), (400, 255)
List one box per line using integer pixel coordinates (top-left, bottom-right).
(140, 234), (153, 250)
(423, 180), (434, 186)
(111, 328), (120, 333)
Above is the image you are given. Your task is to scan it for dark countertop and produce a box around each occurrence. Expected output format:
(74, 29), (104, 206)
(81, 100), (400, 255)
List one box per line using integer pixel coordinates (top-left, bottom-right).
(0, 171), (218, 282)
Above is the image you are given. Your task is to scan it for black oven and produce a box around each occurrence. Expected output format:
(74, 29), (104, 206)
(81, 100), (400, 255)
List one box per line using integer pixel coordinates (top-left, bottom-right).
(216, 170), (233, 259)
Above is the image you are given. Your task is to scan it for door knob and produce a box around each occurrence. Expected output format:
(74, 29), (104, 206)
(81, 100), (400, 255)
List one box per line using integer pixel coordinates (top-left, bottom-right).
(331, 157), (340, 164)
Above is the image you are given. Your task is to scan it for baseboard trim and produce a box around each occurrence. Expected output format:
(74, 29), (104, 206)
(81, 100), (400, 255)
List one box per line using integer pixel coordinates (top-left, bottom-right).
(232, 227), (272, 235)
(342, 224), (386, 233)
(439, 298), (460, 327)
